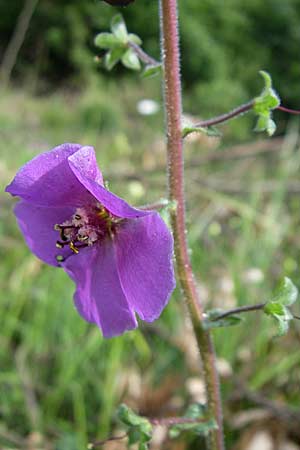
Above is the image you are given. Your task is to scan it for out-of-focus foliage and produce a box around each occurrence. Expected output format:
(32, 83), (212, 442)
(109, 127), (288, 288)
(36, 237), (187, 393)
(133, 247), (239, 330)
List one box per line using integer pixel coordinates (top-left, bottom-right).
(1, 0), (300, 112)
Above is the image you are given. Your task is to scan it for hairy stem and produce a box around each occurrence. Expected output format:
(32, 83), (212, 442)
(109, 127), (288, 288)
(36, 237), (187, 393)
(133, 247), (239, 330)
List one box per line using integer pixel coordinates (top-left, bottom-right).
(159, 1), (224, 449)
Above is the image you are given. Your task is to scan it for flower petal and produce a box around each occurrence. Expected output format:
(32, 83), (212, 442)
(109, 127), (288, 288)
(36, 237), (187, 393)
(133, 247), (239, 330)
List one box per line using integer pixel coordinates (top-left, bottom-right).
(14, 201), (74, 266)
(6, 144), (103, 207)
(68, 154), (149, 219)
(63, 242), (138, 338)
(115, 212), (175, 322)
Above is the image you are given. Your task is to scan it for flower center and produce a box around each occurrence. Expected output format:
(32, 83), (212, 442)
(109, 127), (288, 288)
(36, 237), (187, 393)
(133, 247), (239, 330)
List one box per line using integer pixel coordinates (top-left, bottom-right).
(54, 203), (122, 263)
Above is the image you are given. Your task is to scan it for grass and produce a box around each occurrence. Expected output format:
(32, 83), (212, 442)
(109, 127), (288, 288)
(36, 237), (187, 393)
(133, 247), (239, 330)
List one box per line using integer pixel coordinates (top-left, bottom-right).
(1, 81), (300, 449)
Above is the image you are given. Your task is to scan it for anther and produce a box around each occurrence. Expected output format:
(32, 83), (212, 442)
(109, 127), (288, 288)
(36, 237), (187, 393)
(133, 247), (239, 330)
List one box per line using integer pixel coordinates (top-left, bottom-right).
(97, 206), (109, 218)
(78, 235), (89, 242)
(56, 241), (64, 248)
(56, 255), (65, 262)
(74, 214), (81, 220)
(69, 241), (79, 254)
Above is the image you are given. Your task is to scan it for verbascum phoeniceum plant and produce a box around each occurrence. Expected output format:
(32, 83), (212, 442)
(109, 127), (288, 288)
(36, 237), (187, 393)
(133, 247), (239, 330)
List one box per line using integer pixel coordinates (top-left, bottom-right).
(6, 1), (300, 449)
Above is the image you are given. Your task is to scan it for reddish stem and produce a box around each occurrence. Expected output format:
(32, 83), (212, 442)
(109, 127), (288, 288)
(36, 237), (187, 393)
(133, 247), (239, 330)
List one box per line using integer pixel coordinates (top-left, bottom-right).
(159, 1), (224, 449)
(277, 105), (300, 115)
(194, 100), (254, 128)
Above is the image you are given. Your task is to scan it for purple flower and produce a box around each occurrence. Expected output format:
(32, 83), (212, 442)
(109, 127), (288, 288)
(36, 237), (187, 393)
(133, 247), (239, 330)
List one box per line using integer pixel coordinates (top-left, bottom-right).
(5, 144), (175, 337)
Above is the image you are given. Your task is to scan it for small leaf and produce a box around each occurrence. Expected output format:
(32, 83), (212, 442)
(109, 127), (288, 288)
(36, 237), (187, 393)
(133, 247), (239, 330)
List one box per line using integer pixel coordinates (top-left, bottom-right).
(259, 70), (272, 89)
(263, 277), (298, 336)
(254, 70), (280, 112)
(265, 118), (276, 136)
(254, 115), (276, 137)
(142, 64), (161, 79)
(182, 125), (221, 139)
(104, 47), (126, 70)
(273, 277), (298, 307)
(121, 48), (141, 70)
(253, 70), (280, 136)
(117, 404), (152, 437)
(169, 404), (217, 438)
(128, 428), (142, 445)
(118, 404), (144, 427)
(263, 302), (293, 336)
(111, 14), (128, 43)
(128, 33), (142, 46)
(203, 308), (243, 330)
(94, 32), (122, 49)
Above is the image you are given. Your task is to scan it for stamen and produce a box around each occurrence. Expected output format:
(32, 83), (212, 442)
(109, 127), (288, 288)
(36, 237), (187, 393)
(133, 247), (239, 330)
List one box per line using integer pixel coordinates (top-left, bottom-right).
(56, 255), (65, 262)
(78, 235), (89, 242)
(97, 208), (110, 220)
(54, 224), (76, 231)
(59, 229), (68, 241)
(54, 205), (122, 258)
(69, 241), (79, 254)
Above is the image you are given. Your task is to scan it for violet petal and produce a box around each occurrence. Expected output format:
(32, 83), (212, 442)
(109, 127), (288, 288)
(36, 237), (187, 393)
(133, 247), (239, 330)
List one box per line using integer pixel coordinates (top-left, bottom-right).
(14, 201), (74, 266)
(6, 144), (103, 207)
(63, 243), (138, 338)
(68, 154), (150, 219)
(115, 212), (175, 322)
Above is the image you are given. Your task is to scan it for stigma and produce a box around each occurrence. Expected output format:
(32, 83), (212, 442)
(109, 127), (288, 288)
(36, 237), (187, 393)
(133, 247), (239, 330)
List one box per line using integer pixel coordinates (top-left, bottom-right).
(54, 203), (122, 261)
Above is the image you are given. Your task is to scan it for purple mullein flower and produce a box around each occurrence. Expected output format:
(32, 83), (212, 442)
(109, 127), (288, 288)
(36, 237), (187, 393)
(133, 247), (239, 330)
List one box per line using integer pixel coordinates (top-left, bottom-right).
(5, 144), (175, 337)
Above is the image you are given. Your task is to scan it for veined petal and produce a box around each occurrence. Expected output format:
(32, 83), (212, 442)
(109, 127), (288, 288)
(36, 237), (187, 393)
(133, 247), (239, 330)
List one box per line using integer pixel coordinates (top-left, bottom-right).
(68, 154), (150, 219)
(6, 144), (103, 207)
(115, 212), (175, 322)
(63, 242), (138, 338)
(14, 201), (74, 266)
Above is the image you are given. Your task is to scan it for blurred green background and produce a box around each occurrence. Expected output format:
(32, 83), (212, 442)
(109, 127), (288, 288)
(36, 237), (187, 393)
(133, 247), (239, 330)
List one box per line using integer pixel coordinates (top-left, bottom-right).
(1, 1), (300, 449)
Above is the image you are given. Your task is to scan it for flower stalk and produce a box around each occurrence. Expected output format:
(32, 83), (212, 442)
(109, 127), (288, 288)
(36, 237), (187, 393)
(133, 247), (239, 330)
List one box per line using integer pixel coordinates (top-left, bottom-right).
(159, 1), (224, 449)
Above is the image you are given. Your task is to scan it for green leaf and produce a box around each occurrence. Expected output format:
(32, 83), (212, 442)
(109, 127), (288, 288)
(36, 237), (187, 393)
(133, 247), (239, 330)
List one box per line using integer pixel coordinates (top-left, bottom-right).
(263, 277), (298, 336)
(272, 277), (298, 306)
(94, 32), (121, 49)
(121, 48), (141, 71)
(104, 47), (126, 70)
(111, 14), (128, 43)
(118, 404), (145, 427)
(141, 64), (161, 79)
(253, 70), (280, 136)
(264, 301), (286, 316)
(169, 404), (217, 439)
(182, 124), (222, 138)
(254, 115), (276, 137)
(263, 302), (293, 336)
(254, 71), (280, 111)
(117, 404), (152, 435)
(259, 70), (272, 89)
(203, 308), (244, 330)
(128, 428), (142, 445)
(127, 427), (152, 447)
(128, 33), (142, 46)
